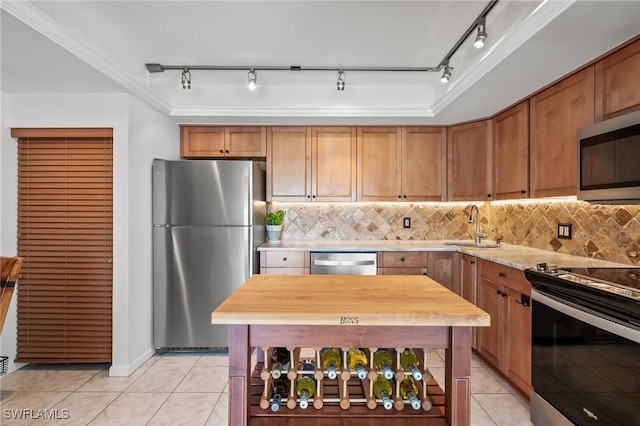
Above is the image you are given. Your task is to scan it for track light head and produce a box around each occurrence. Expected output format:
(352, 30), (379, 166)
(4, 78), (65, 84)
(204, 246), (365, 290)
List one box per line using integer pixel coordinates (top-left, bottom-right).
(337, 70), (345, 91)
(248, 69), (257, 91)
(474, 19), (487, 49)
(181, 69), (191, 89)
(440, 63), (452, 83)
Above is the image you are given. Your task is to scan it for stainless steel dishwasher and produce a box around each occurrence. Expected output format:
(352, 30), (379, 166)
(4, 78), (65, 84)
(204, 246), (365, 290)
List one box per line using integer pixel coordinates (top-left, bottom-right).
(310, 252), (377, 275)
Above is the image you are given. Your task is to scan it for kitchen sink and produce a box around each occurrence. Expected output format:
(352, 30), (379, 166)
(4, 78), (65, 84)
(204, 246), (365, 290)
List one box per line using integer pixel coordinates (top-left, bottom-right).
(443, 240), (501, 248)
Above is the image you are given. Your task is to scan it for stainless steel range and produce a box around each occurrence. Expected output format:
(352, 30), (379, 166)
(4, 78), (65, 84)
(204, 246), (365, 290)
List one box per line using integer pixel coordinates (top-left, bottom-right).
(525, 265), (640, 426)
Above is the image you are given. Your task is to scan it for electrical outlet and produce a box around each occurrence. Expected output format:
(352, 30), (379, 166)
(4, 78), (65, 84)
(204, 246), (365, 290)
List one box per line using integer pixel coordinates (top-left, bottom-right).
(403, 217), (411, 229)
(557, 223), (572, 239)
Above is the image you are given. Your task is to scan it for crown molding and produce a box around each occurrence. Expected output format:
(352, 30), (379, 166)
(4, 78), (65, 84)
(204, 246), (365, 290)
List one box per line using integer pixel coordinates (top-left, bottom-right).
(1, 1), (172, 114)
(170, 106), (434, 118)
(432, 0), (576, 115)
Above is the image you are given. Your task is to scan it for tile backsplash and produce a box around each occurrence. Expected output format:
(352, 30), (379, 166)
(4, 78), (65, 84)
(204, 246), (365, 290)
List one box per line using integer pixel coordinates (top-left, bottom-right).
(270, 200), (640, 266)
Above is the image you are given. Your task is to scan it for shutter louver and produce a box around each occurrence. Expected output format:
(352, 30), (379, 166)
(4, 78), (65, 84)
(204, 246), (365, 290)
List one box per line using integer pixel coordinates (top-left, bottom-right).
(13, 130), (113, 363)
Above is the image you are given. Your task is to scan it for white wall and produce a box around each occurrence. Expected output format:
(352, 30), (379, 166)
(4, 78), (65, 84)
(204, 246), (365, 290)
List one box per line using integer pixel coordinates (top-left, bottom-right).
(0, 93), (178, 376)
(123, 95), (179, 373)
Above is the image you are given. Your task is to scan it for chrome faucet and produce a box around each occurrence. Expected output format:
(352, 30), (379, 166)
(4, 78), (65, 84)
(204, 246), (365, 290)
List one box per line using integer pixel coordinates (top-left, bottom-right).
(468, 205), (487, 244)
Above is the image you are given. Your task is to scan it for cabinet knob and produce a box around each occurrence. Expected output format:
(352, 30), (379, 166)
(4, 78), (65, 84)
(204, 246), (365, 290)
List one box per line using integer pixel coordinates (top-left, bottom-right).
(219, 149), (224, 153)
(312, 195), (316, 199)
(496, 289), (502, 296)
(403, 195), (407, 199)
(398, 195), (402, 199)
(499, 272), (506, 277)
(520, 189), (527, 194)
(470, 261), (475, 265)
(307, 195), (311, 199)
(422, 272), (427, 276)
(400, 257), (405, 262)
(487, 193), (492, 198)
(225, 149), (230, 153)
(282, 257), (287, 262)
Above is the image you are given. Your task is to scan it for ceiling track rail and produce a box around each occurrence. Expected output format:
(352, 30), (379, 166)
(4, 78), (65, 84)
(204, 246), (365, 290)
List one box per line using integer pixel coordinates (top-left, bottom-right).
(146, 0), (500, 75)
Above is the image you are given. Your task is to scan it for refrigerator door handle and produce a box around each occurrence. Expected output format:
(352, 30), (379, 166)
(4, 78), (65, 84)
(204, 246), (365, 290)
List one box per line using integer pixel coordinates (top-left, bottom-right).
(154, 224), (169, 227)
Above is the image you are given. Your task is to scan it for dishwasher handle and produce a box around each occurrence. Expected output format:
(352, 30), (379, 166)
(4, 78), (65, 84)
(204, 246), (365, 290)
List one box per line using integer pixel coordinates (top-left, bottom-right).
(312, 259), (376, 267)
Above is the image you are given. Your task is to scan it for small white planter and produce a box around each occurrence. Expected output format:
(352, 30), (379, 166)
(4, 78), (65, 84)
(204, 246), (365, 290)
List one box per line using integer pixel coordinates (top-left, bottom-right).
(266, 224), (283, 242)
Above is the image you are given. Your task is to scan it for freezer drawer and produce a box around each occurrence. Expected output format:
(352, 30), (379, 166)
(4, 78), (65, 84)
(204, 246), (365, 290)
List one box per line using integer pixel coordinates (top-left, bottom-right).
(153, 225), (251, 349)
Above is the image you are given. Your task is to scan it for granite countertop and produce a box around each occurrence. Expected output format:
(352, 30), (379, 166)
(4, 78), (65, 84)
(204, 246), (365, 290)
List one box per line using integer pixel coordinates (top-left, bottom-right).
(258, 240), (629, 271)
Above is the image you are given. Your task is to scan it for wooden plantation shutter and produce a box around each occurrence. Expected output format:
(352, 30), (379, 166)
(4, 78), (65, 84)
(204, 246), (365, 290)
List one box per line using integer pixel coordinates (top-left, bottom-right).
(12, 128), (113, 363)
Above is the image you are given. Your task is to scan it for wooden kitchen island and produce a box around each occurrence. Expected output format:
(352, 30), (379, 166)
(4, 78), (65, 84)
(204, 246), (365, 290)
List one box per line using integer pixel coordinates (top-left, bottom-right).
(212, 275), (490, 426)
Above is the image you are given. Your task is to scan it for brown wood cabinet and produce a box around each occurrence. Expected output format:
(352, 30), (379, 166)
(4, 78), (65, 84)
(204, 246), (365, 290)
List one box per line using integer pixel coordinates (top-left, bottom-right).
(401, 127), (447, 201)
(476, 259), (531, 397)
(357, 127), (401, 201)
(595, 38), (640, 122)
(267, 127), (311, 201)
(311, 127), (357, 201)
(259, 251), (310, 275)
(530, 67), (595, 197)
(492, 102), (529, 200)
(267, 127), (357, 202)
(459, 254), (477, 350)
(180, 126), (266, 158)
(357, 127), (447, 202)
(447, 120), (492, 201)
(377, 251), (458, 293)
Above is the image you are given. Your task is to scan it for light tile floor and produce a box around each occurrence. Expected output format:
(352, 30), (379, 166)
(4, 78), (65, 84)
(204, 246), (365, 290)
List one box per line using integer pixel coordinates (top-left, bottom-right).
(0, 349), (532, 425)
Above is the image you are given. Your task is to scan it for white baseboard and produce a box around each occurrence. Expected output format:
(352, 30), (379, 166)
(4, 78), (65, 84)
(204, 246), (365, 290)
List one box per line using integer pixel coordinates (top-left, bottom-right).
(108, 347), (155, 377)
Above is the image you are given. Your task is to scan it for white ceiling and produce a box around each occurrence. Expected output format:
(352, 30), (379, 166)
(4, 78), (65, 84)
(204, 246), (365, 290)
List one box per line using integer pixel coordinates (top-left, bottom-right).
(2, 1), (639, 125)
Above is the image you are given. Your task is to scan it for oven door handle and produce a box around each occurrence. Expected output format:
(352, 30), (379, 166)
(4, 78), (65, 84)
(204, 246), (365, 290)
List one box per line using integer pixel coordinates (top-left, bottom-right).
(531, 289), (640, 343)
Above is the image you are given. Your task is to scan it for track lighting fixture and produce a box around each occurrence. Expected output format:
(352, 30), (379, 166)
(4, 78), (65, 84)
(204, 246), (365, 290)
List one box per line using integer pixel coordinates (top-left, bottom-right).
(337, 70), (345, 91)
(248, 69), (257, 91)
(147, 0), (499, 90)
(181, 69), (191, 90)
(440, 62), (452, 83)
(474, 18), (488, 49)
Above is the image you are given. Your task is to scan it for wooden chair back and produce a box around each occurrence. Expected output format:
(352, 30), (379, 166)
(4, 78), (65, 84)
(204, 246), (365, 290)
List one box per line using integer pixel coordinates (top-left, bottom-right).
(1, 256), (23, 334)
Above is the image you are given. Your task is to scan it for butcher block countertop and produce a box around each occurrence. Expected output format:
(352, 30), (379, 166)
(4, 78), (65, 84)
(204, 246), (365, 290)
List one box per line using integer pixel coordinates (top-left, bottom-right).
(212, 274), (490, 327)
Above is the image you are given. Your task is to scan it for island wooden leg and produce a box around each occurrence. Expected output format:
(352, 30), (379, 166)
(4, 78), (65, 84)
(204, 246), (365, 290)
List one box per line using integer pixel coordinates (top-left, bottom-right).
(228, 324), (250, 426)
(445, 326), (471, 426)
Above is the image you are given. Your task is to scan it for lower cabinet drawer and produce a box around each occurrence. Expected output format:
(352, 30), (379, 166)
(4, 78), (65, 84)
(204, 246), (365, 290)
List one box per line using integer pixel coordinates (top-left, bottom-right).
(477, 259), (529, 294)
(378, 252), (428, 268)
(261, 251), (308, 268)
(260, 267), (309, 275)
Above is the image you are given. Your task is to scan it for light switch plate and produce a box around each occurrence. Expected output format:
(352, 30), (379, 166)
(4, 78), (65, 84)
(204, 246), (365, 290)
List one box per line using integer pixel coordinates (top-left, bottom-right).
(557, 223), (572, 239)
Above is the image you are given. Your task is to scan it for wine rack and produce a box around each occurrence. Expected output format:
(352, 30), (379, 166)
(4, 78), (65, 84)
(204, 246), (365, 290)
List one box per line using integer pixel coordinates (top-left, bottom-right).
(252, 346), (445, 417)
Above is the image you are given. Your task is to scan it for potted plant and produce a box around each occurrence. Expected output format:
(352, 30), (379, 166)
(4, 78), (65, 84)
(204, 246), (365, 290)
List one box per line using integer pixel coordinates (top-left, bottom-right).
(266, 209), (285, 242)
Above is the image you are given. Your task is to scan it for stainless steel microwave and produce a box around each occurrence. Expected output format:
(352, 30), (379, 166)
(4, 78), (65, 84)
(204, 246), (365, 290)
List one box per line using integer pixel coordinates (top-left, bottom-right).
(577, 109), (640, 202)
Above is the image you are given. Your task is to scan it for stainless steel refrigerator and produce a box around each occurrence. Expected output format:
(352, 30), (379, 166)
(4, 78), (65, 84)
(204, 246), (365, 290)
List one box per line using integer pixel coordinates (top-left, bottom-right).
(152, 159), (265, 350)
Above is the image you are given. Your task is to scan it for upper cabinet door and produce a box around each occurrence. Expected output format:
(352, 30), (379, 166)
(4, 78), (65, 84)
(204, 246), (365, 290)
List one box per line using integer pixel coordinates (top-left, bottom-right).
(401, 127), (447, 201)
(447, 120), (491, 201)
(530, 67), (594, 198)
(225, 127), (266, 157)
(493, 102), (529, 200)
(595, 39), (640, 122)
(180, 126), (225, 158)
(357, 127), (401, 201)
(312, 127), (357, 202)
(267, 127), (312, 201)
(180, 126), (266, 158)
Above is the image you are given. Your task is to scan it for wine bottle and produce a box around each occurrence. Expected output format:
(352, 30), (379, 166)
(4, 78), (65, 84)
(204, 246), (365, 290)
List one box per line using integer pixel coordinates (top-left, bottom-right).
(399, 376), (422, 410)
(373, 349), (395, 380)
(271, 376), (290, 412)
(271, 347), (290, 379)
(400, 348), (423, 380)
(296, 359), (316, 409)
(321, 347), (341, 380)
(348, 348), (368, 380)
(372, 375), (394, 410)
